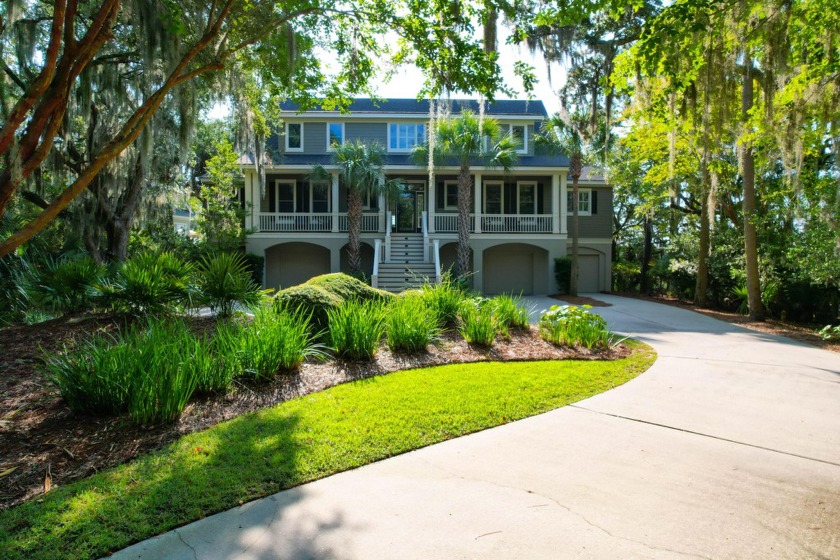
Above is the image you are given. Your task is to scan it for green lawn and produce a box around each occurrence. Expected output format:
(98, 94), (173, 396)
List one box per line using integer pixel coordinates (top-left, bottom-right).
(0, 343), (654, 560)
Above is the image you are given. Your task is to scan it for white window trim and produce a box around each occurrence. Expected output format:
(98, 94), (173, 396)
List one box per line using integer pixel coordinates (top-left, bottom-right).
(516, 181), (537, 215)
(443, 180), (459, 211)
(483, 180), (504, 214)
(566, 188), (592, 216)
(387, 122), (426, 153)
(326, 122), (345, 151)
(285, 122), (303, 152)
(275, 179), (296, 213)
(507, 124), (528, 154)
(309, 181), (331, 213)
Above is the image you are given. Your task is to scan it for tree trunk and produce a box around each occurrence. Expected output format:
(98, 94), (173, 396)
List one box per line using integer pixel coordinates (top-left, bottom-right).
(456, 162), (472, 279)
(695, 191), (710, 306)
(569, 153), (582, 296)
(640, 214), (653, 294)
(742, 55), (764, 321)
(347, 189), (362, 276)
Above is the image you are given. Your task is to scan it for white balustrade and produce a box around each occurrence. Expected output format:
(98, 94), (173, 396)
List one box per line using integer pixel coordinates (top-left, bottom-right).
(258, 213), (333, 232)
(337, 214), (380, 232)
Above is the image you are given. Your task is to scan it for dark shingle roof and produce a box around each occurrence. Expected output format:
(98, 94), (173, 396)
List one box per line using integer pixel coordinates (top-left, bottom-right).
(279, 98), (547, 118)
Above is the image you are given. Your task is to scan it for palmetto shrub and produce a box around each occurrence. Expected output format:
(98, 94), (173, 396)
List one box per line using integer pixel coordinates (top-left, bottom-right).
(20, 254), (105, 315)
(538, 304), (612, 349)
(194, 252), (265, 317)
(239, 305), (317, 381)
(386, 294), (440, 352)
(328, 299), (386, 360)
(97, 251), (193, 315)
(458, 297), (497, 347)
(421, 274), (467, 328)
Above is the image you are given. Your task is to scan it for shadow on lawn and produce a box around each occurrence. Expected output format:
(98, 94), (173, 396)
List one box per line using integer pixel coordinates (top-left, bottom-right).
(1, 408), (355, 560)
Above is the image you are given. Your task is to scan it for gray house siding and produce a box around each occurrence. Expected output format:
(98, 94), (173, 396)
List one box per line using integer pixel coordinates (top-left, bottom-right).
(346, 122), (387, 146)
(303, 122), (326, 153)
(576, 188), (613, 238)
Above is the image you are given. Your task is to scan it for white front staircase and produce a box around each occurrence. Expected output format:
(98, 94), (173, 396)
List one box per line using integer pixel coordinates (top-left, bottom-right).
(374, 233), (437, 293)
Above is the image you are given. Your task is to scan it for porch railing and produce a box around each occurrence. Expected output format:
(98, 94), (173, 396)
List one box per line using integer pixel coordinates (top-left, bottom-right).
(258, 213), (332, 232)
(338, 214), (380, 232)
(433, 214), (553, 233)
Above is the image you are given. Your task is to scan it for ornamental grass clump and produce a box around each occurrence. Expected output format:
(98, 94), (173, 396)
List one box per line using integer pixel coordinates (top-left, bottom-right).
(386, 294), (440, 352)
(458, 297), (497, 347)
(43, 319), (204, 425)
(492, 293), (531, 338)
(193, 325), (241, 394)
(328, 299), (386, 360)
(421, 274), (467, 328)
(239, 305), (317, 381)
(538, 304), (612, 349)
(43, 333), (133, 415)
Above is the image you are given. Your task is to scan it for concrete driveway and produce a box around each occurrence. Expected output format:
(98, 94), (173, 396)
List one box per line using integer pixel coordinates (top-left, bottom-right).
(112, 295), (840, 559)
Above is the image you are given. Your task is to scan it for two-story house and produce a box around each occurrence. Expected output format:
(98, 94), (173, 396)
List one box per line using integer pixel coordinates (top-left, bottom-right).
(239, 98), (613, 295)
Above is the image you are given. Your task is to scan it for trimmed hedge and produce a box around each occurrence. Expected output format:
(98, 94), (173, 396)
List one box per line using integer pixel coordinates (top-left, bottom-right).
(306, 273), (394, 303)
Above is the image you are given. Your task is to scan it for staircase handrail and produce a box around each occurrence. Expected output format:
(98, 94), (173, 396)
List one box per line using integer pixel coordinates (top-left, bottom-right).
(433, 239), (441, 284)
(385, 210), (392, 263)
(421, 210), (430, 262)
(372, 239), (382, 288)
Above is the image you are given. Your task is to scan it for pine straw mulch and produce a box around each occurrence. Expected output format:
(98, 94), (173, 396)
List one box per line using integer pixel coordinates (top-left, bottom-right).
(614, 292), (840, 354)
(0, 313), (630, 510)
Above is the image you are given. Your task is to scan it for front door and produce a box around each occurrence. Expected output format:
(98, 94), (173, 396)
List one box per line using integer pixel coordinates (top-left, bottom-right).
(393, 182), (425, 233)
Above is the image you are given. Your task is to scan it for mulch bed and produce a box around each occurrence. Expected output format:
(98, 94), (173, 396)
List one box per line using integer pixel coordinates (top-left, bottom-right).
(0, 314), (629, 510)
(615, 292), (840, 354)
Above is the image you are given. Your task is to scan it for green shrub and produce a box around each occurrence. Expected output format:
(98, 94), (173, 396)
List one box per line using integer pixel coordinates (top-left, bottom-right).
(492, 293), (531, 337)
(538, 304), (612, 349)
(275, 284), (343, 334)
(458, 297), (497, 347)
(193, 326), (241, 394)
(241, 253), (265, 287)
(817, 324), (840, 341)
(328, 299), (386, 360)
(42, 333), (133, 415)
(194, 252), (265, 317)
(97, 251), (193, 315)
(612, 260), (641, 292)
(421, 274), (467, 328)
(126, 320), (202, 425)
(239, 306), (316, 380)
(20, 254), (105, 315)
(43, 319), (202, 425)
(306, 273), (394, 303)
(554, 257), (572, 294)
(386, 294), (440, 352)
(732, 285), (749, 315)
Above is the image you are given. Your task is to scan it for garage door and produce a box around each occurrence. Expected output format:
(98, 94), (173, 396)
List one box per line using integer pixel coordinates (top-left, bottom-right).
(484, 251), (534, 295)
(265, 244), (330, 290)
(578, 255), (600, 293)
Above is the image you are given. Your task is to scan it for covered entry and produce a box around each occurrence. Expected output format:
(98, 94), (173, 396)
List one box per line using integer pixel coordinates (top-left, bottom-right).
(483, 243), (548, 295)
(265, 242), (330, 290)
(390, 181), (426, 233)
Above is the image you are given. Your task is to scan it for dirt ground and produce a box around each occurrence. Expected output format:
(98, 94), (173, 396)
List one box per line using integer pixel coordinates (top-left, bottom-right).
(0, 314), (628, 509)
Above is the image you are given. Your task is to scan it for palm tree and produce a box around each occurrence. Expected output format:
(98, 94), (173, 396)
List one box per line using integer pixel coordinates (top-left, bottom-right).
(536, 113), (587, 296)
(313, 140), (400, 277)
(413, 111), (518, 279)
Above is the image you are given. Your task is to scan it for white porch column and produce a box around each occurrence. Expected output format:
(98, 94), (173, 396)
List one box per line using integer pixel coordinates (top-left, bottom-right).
(551, 173), (560, 234)
(473, 173), (482, 234)
(245, 171), (254, 231)
(428, 179), (436, 233)
(378, 192), (386, 233)
(331, 172), (340, 232)
(560, 172), (568, 235)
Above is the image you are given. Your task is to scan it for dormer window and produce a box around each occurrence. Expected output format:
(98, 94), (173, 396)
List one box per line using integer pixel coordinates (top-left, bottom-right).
(508, 124), (527, 154)
(285, 122), (303, 152)
(388, 123), (426, 152)
(327, 122), (344, 150)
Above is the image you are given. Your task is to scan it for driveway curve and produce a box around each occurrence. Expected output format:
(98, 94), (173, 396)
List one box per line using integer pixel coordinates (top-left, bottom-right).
(112, 295), (840, 560)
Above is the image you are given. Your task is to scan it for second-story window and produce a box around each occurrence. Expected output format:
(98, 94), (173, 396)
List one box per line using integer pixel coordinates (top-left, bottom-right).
(567, 189), (592, 216)
(509, 124), (527, 154)
(285, 123), (302, 151)
(389, 123), (425, 151)
(327, 123), (344, 150)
